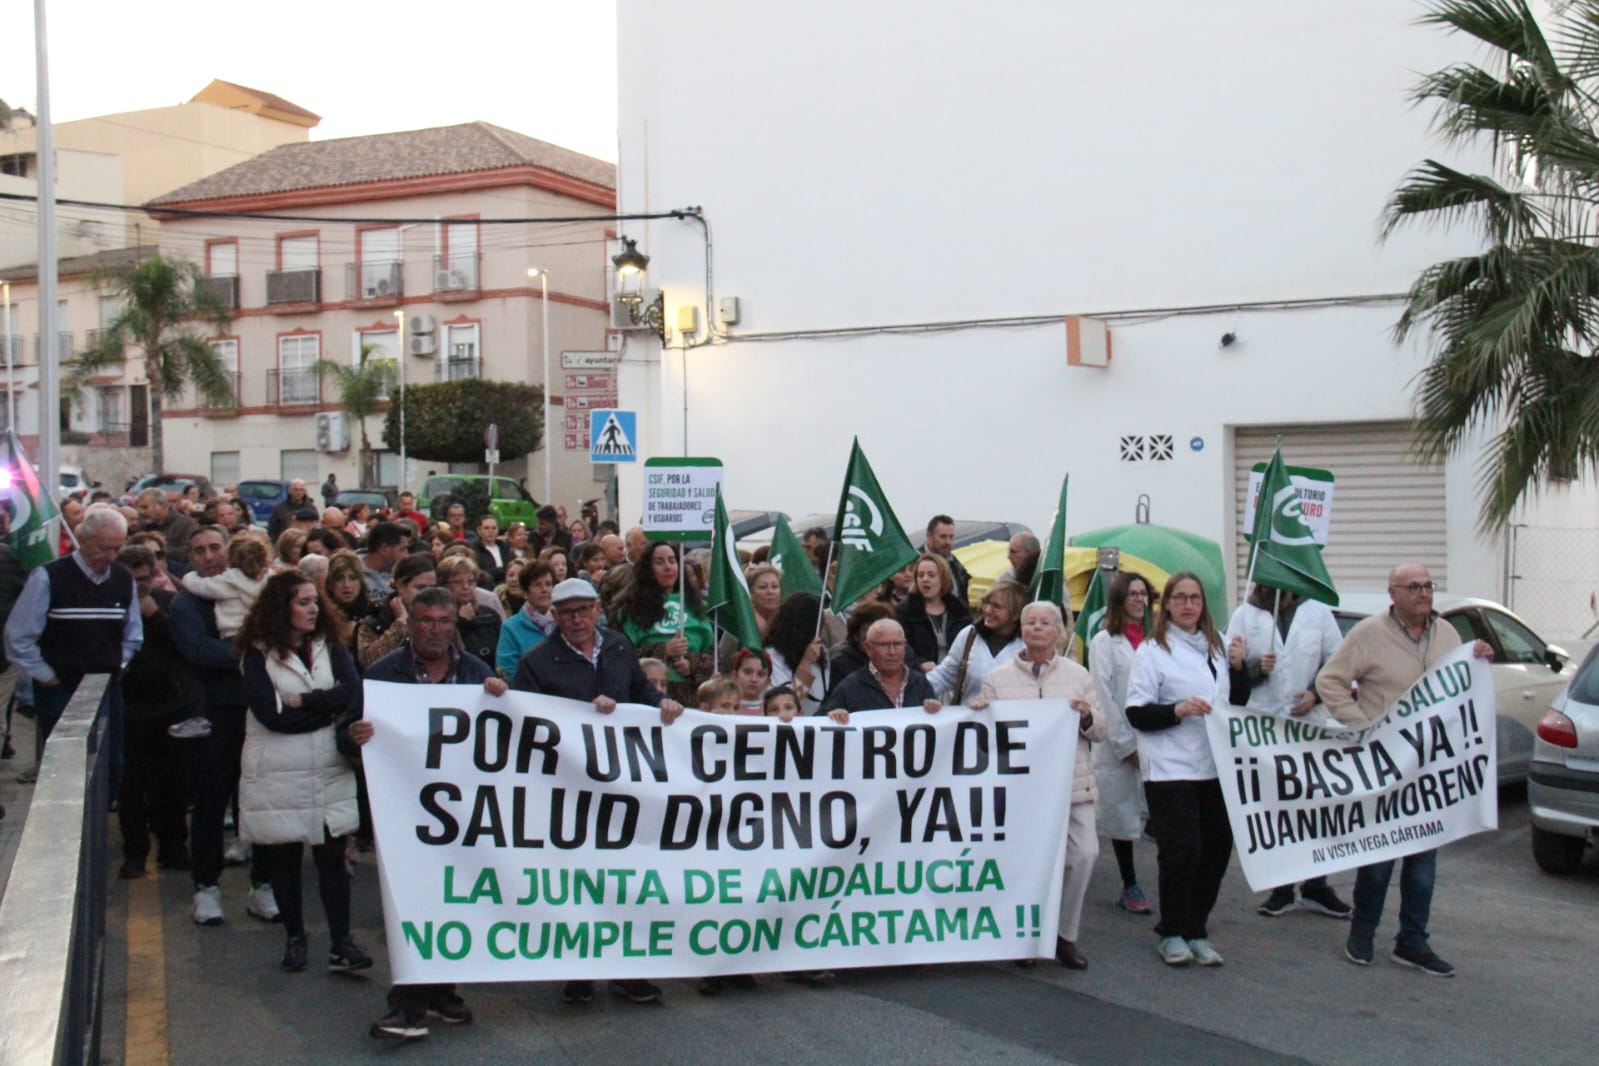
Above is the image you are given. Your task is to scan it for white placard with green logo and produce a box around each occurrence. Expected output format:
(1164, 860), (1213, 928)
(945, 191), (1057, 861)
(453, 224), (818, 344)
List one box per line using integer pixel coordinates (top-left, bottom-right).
(1246, 464), (1334, 545)
(643, 457), (723, 541)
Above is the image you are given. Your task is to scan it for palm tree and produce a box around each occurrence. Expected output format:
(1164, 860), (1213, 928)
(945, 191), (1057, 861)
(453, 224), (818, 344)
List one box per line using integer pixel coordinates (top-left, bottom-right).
(316, 344), (397, 488)
(1384, 0), (1599, 531)
(69, 253), (233, 473)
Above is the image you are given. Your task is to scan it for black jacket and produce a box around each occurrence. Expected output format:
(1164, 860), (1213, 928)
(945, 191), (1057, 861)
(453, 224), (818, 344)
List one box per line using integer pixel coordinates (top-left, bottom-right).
(169, 591), (246, 709)
(819, 664), (936, 715)
(457, 607), (503, 667)
(898, 594), (974, 667)
(121, 589), (200, 717)
(365, 643), (495, 686)
(470, 536), (508, 586)
(511, 626), (664, 706)
(0, 543), (23, 670)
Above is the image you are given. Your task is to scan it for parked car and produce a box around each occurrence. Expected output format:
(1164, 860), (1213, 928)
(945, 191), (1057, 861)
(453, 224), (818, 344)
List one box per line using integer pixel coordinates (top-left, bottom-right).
(235, 479), (292, 525)
(126, 473), (214, 500)
(334, 489), (394, 519)
(57, 464), (97, 501)
(1331, 592), (1574, 785)
(418, 475), (538, 528)
(1528, 646), (1599, 874)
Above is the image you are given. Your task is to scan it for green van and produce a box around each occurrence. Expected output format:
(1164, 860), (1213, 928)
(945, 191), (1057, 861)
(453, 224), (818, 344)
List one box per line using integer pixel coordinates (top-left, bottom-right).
(417, 475), (539, 527)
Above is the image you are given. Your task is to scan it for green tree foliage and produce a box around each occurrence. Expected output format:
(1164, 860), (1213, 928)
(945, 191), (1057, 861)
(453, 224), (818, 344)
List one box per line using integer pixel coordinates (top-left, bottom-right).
(317, 344), (396, 487)
(381, 379), (544, 463)
(1386, 0), (1599, 530)
(68, 253), (232, 473)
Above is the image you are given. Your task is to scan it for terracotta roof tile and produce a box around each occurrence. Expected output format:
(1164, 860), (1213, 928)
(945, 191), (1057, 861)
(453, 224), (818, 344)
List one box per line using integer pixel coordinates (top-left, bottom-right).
(1, 245), (157, 283)
(148, 122), (615, 206)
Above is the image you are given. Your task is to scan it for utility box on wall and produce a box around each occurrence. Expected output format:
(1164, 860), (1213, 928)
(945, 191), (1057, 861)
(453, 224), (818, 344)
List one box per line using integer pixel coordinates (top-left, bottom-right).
(315, 411), (349, 452)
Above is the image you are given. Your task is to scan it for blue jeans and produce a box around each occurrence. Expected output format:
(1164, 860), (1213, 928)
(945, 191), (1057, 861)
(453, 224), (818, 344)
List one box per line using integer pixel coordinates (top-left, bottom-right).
(1352, 849), (1437, 951)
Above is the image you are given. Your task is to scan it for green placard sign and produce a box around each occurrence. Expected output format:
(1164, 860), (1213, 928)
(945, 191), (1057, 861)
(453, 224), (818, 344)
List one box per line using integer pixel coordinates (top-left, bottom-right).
(643, 457), (724, 541)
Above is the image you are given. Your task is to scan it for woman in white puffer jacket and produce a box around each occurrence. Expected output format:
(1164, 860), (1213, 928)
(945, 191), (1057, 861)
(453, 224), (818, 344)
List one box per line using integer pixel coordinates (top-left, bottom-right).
(973, 601), (1107, 971)
(238, 571), (369, 976)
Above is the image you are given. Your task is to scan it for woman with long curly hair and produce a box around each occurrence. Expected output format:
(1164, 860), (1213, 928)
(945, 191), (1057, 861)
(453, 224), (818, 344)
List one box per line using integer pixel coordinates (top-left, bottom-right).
(236, 571), (370, 975)
(610, 540), (714, 703)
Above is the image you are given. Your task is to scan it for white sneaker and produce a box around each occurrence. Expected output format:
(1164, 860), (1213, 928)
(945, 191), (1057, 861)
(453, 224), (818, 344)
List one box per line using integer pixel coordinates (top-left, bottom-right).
(1187, 938), (1224, 966)
(1157, 936), (1193, 966)
(246, 883), (281, 922)
(192, 885), (224, 926)
(224, 838), (252, 866)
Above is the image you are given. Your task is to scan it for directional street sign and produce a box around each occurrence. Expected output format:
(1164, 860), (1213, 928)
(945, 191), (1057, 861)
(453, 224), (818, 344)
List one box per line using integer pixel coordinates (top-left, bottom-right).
(590, 409), (637, 463)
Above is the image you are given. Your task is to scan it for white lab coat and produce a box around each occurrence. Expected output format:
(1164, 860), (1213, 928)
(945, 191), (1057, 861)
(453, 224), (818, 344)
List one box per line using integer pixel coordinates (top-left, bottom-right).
(1223, 597), (1342, 716)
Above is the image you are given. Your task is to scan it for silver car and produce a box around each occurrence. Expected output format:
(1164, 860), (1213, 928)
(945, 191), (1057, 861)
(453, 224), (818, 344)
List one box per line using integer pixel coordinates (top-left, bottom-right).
(1529, 647), (1599, 873)
(1332, 593), (1573, 785)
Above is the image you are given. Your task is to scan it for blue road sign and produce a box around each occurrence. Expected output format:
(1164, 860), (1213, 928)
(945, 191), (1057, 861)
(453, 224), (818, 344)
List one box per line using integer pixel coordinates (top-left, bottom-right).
(590, 409), (637, 463)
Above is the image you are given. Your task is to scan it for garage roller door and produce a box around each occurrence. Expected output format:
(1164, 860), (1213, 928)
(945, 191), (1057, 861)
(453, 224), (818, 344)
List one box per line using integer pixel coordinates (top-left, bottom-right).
(1234, 422), (1446, 599)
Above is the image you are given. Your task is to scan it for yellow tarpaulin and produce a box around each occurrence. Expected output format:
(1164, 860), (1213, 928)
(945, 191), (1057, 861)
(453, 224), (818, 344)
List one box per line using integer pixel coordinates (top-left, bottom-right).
(953, 542), (1177, 614)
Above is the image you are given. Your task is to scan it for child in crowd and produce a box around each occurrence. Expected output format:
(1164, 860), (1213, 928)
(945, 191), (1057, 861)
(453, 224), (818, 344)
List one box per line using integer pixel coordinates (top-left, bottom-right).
(763, 685), (802, 722)
(696, 677), (740, 715)
(731, 649), (771, 714)
(170, 536), (271, 739)
(640, 658), (670, 695)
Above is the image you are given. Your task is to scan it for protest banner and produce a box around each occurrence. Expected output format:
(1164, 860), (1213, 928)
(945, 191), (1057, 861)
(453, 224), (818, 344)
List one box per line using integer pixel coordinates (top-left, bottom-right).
(362, 686), (1079, 983)
(1205, 645), (1497, 891)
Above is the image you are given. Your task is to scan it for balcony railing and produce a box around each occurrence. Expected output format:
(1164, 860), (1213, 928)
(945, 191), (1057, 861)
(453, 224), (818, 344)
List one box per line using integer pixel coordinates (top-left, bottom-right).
(3, 334), (21, 365)
(431, 253), (480, 298)
(265, 268), (321, 307)
(197, 274), (240, 310)
(199, 370), (240, 411)
(346, 261), (403, 304)
(267, 367), (320, 406)
(439, 348), (480, 381)
(34, 331), (72, 361)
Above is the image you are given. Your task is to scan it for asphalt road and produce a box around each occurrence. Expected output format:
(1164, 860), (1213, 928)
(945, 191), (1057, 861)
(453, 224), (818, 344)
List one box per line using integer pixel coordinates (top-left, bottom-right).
(98, 784), (1596, 1066)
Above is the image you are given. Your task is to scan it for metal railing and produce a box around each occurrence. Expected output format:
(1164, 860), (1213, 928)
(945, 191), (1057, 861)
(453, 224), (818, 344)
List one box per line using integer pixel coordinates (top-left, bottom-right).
(196, 274), (240, 310)
(199, 370), (241, 410)
(431, 252), (480, 294)
(265, 268), (320, 306)
(267, 367), (320, 406)
(0, 674), (112, 1065)
(346, 260), (403, 302)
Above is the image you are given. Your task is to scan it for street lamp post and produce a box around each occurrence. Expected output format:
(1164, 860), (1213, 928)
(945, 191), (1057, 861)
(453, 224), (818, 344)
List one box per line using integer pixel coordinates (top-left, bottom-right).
(394, 310), (406, 494)
(0, 279), (13, 432)
(528, 267), (551, 506)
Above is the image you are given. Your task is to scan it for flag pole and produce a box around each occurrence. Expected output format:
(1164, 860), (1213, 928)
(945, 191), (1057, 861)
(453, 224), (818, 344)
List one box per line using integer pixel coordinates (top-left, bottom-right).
(712, 606), (721, 675)
(812, 540), (836, 640)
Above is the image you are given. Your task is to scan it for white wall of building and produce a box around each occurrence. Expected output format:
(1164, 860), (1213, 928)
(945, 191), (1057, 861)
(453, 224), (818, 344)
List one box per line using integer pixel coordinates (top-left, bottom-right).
(613, 0), (1598, 621)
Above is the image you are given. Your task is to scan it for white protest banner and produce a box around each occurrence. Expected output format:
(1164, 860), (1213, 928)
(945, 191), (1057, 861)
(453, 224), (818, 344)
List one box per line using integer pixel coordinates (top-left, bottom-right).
(1205, 645), (1496, 890)
(362, 685), (1078, 983)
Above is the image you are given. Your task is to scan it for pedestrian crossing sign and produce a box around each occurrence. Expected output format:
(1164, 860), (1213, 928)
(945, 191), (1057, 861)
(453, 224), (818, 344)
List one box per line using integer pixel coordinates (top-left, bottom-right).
(590, 409), (637, 463)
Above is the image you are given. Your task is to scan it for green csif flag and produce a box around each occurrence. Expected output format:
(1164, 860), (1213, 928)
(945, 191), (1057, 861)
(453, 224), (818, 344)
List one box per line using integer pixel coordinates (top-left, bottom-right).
(830, 438), (918, 612)
(770, 518), (823, 599)
(2, 429), (59, 570)
(1030, 473), (1069, 615)
(1071, 566), (1109, 666)
(1247, 444), (1339, 606)
(707, 487), (764, 654)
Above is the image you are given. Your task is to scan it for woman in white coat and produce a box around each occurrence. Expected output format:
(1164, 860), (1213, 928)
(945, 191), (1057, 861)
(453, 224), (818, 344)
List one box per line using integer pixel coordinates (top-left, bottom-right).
(1088, 571), (1156, 916)
(925, 579), (1026, 705)
(1126, 571), (1234, 967)
(973, 602), (1107, 969)
(238, 571), (370, 974)
(1223, 583), (1352, 920)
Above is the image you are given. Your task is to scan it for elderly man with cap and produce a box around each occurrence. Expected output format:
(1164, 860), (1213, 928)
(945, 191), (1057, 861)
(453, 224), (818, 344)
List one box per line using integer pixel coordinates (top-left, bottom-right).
(511, 577), (683, 1007)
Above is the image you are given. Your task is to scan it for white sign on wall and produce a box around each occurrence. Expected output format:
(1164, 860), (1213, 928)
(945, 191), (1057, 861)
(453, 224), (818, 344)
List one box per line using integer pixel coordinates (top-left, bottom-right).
(1246, 464), (1335, 545)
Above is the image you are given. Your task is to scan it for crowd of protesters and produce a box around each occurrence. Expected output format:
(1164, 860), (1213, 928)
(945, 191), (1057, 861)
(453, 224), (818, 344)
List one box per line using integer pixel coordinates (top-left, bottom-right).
(0, 482), (1492, 1043)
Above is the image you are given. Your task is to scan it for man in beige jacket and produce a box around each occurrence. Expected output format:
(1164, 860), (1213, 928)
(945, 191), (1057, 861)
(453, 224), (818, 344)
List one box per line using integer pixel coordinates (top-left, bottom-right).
(1315, 563), (1492, 978)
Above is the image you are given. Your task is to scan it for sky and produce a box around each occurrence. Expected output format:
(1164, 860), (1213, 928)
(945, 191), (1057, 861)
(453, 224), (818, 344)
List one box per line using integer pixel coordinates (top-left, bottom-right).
(0, 0), (619, 161)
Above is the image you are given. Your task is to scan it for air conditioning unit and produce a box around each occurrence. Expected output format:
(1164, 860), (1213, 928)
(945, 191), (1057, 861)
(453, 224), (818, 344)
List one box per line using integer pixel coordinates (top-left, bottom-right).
(363, 277), (392, 298)
(408, 313), (437, 335)
(409, 334), (438, 357)
(314, 411), (350, 453)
